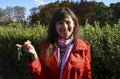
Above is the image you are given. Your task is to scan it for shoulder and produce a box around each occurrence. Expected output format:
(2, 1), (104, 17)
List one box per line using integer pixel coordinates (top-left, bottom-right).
(76, 38), (90, 46)
(39, 39), (50, 48)
(38, 40), (50, 58)
(73, 38), (90, 50)
(76, 38), (89, 45)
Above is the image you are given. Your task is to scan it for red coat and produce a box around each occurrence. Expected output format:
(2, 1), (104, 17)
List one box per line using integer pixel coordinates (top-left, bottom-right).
(27, 38), (92, 79)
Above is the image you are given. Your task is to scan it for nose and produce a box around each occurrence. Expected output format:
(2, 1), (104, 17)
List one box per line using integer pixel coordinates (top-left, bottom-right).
(63, 23), (68, 30)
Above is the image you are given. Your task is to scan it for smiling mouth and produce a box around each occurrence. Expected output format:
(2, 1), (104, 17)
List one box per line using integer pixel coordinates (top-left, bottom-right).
(64, 31), (68, 34)
(64, 32), (69, 37)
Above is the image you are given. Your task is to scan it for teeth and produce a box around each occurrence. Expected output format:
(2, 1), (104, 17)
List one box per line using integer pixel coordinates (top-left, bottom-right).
(64, 31), (67, 33)
(65, 30), (68, 32)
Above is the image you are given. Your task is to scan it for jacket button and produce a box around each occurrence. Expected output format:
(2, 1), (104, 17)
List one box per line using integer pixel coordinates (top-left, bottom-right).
(76, 68), (80, 73)
(35, 68), (37, 70)
(70, 61), (75, 65)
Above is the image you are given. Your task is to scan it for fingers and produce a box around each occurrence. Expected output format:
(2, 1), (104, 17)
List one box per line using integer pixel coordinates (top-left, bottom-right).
(24, 40), (31, 45)
(23, 40), (32, 52)
(16, 40), (31, 48)
(16, 40), (37, 60)
(22, 45), (30, 52)
(16, 40), (33, 53)
(16, 44), (22, 48)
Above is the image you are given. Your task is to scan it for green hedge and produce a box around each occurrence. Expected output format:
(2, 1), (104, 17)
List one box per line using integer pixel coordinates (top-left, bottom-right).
(0, 25), (47, 79)
(82, 22), (120, 79)
(0, 22), (120, 79)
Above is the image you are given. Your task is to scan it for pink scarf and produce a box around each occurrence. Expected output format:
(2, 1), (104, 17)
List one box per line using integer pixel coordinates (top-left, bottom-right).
(57, 35), (74, 79)
(58, 36), (73, 47)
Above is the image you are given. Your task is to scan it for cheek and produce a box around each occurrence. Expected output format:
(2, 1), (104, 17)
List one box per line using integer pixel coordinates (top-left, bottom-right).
(69, 22), (75, 30)
(56, 25), (63, 31)
(56, 26), (61, 34)
(69, 26), (75, 31)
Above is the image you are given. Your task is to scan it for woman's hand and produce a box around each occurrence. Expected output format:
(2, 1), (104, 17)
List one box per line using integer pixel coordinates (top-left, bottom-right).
(16, 40), (38, 60)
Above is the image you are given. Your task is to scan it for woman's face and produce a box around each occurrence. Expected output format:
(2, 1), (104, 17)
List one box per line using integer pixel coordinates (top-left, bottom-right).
(55, 16), (75, 39)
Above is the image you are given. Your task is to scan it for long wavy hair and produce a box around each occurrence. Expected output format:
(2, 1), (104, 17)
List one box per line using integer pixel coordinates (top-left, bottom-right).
(45, 7), (80, 59)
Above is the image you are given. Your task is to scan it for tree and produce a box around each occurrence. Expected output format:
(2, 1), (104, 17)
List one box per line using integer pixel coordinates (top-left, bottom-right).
(59, 0), (72, 8)
(30, 7), (38, 15)
(90, 1), (110, 26)
(28, 7), (40, 25)
(73, 1), (94, 25)
(14, 6), (26, 22)
(4, 6), (14, 21)
(109, 2), (120, 24)
(38, 1), (59, 26)
(0, 8), (5, 22)
(28, 13), (40, 25)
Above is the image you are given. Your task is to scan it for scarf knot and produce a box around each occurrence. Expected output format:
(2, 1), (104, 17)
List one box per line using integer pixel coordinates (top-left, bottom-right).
(58, 35), (73, 47)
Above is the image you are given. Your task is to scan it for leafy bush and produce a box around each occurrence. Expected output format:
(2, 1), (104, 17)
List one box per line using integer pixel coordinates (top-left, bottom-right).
(0, 25), (47, 79)
(82, 22), (120, 79)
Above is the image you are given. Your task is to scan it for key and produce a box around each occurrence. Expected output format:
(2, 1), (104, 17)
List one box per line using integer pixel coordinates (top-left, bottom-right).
(17, 47), (22, 61)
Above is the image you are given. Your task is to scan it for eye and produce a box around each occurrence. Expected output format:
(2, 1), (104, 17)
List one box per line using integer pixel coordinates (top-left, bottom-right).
(66, 21), (70, 25)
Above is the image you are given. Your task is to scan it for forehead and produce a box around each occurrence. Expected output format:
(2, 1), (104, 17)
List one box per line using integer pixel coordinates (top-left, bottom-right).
(57, 16), (73, 22)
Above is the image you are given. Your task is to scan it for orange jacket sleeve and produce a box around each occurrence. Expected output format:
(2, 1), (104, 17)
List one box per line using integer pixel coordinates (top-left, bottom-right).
(27, 58), (47, 79)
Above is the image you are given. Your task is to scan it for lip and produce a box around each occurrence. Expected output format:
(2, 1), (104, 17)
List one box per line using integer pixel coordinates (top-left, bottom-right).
(63, 31), (68, 34)
(64, 32), (68, 37)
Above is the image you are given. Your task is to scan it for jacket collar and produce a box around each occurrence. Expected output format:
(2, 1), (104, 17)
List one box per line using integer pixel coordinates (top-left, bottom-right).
(72, 38), (89, 51)
(40, 38), (89, 52)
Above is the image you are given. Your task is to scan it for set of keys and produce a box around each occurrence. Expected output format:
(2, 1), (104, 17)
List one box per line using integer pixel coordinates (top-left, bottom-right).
(17, 47), (22, 61)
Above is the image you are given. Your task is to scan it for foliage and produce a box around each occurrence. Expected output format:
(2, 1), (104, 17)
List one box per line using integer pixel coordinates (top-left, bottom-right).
(0, 25), (47, 79)
(0, 1), (120, 27)
(73, 1), (93, 25)
(82, 22), (120, 79)
(29, 13), (40, 25)
(0, 6), (26, 23)
(90, 1), (111, 26)
(29, 1), (94, 26)
(39, 2), (59, 26)
(109, 2), (120, 25)
(28, 1), (120, 27)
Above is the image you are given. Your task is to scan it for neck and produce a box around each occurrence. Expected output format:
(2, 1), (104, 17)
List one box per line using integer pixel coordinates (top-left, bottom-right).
(58, 35), (74, 47)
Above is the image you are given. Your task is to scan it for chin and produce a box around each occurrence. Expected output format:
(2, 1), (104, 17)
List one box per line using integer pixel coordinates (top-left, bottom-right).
(60, 34), (72, 39)
(63, 36), (71, 39)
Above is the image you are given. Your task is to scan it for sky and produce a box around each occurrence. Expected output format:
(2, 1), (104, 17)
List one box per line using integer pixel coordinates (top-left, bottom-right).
(0, 0), (119, 16)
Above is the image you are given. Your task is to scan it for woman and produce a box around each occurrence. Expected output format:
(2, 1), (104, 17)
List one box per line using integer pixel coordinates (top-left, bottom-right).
(16, 7), (92, 79)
